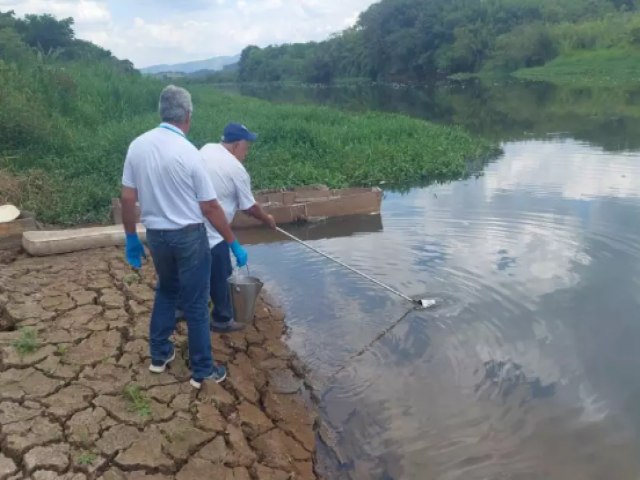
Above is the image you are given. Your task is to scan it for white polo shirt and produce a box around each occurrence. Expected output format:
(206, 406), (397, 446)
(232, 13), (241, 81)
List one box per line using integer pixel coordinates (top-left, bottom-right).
(122, 123), (217, 230)
(200, 143), (256, 248)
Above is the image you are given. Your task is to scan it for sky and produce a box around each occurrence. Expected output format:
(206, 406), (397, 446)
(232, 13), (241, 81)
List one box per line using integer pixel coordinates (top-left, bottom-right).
(0, 0), (378, 68)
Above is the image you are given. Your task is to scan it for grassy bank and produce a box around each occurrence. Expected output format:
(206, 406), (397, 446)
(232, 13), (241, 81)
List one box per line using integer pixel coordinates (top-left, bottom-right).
(0, 12), (499, 225)
(189, 88), (499, 191)
(2, 78), (499, 225)
(514, 49), (640, 86)
(510, 12), (640, 86)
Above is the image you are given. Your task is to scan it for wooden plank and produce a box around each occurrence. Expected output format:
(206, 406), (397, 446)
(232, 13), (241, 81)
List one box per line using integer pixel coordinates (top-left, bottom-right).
(110, 186), (382, 228)
(231, 204), (307, 228)
(291, 185), (330, 194)
(330, 187), (379, 196)
(282, 192), (297, 206)
(293, 190), (332, 201)
(263, 192), (285, 205)
(22, 188), (382, 257)
(305, 190), (382, 218)
(23, 224), (146, 257)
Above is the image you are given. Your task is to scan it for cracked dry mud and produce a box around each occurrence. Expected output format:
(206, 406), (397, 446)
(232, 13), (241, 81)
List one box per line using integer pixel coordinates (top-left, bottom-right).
(0, 247), (318, 479)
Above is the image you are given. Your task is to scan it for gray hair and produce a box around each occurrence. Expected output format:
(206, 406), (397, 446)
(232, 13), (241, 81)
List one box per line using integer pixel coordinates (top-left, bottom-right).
(158, 85), (193, 124)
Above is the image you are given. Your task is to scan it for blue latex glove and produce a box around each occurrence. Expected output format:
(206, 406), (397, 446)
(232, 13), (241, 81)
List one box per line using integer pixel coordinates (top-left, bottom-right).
(125, 232), (145, 269)
(228, 239), (248, 267)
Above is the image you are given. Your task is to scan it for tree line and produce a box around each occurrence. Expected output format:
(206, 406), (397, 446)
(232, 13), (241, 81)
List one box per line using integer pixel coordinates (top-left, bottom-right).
(0, 10), (134, 70)
(232, 0), (640, 83)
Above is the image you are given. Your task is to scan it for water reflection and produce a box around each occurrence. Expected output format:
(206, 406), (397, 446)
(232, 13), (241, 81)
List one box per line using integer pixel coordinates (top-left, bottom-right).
(237, 213), (383, 245)
(246, 138), (640, 479)
(217, 80), (640, 151)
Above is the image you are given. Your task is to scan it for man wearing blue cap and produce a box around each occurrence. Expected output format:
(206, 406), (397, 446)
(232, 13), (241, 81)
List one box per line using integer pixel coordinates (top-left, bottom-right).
(121, 86), (249, 390)
(200, 123), (276, 332)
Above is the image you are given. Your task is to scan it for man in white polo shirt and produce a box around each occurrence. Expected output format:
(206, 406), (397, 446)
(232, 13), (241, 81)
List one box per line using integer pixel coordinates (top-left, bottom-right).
(121, 85), (248, 389)
(200, 123), (276, 332)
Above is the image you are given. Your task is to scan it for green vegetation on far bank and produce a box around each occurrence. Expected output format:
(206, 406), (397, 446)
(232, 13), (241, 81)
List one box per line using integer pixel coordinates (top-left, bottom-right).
(497, 9), (640, 85)
(515, 49), (640, 86)
(226, 0), (640, 86)
(0, 10), (499, 225)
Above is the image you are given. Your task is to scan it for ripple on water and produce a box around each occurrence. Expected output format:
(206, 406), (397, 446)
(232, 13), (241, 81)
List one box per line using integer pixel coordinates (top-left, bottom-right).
(250, 141), (640, 479)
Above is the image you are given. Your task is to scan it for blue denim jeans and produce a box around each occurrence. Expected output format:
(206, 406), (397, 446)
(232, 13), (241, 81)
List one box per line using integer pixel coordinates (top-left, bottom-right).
(146, 223), (213, 379)
(210, 241), (233, 324)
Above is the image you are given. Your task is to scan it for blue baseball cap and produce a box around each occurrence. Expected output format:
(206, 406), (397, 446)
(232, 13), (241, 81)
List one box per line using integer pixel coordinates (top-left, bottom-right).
(222, 123), (258, 143)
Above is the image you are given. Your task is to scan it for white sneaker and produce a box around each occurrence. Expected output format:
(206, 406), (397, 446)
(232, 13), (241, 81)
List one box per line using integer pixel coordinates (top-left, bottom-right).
(148, 349), (176, 374)
(190, 364), (227, 389)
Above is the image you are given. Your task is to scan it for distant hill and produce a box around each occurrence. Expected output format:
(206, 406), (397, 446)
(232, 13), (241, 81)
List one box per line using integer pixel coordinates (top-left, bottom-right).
(140, 54), (240, 75)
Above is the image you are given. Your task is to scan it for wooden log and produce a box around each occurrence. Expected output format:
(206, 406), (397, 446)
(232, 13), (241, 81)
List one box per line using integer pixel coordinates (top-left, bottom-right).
(22, 224), (146, 257)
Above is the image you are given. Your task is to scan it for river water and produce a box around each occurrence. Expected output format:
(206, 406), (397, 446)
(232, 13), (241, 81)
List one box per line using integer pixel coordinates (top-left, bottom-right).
(225, 81), (640, 479)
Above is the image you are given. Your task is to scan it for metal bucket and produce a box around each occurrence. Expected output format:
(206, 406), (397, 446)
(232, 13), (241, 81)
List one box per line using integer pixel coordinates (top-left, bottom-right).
(227, 274), (264, 324)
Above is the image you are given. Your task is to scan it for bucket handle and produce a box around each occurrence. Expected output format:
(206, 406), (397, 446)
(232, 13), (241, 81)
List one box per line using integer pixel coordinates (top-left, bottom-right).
(230, 265), (264, 288)
(244, 265), (264, 287)
(230, 264), (251, 278)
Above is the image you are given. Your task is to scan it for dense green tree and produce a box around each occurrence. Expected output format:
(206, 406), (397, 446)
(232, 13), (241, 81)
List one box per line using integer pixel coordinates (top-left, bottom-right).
(0, 11), (31, 62)
(236, 0), (639, 83)
(490, 23), (558, 71)
(15, 13), (74, 52)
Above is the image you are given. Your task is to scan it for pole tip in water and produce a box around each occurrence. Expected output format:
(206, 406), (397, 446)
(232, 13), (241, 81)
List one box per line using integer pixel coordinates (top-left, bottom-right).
(415, 298), (437, 309)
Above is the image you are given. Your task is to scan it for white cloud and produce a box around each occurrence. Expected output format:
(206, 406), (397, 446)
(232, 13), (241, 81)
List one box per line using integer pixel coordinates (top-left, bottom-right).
(314, 138), (638, 477)
(0, 0), (377, 66)
(485, 140), (640, 202)
(0, 0), (111, 24)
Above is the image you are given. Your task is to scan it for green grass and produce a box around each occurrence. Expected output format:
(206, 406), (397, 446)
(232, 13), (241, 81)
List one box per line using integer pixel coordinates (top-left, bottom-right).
(122, 272), (141, 286)
(0, 56), (499, 225)
(123, 385), (151, 418)
(514, 48), (640, 86)
(189, 87), (500, 191)
(12, 328), (39, 357)
(76, 451), (97, 466)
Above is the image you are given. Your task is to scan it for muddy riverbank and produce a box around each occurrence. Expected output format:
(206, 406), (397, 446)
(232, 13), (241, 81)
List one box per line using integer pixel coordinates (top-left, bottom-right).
(0, 247), (319, 479)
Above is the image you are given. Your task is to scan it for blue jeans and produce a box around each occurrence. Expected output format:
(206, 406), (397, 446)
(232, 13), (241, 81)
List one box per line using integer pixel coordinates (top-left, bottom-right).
(210, 241), (233, 324)
(146, 223), (213, 379)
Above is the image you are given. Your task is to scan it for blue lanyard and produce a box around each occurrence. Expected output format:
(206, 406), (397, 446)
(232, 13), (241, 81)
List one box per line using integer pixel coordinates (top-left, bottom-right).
(158, 123), (186, 138)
